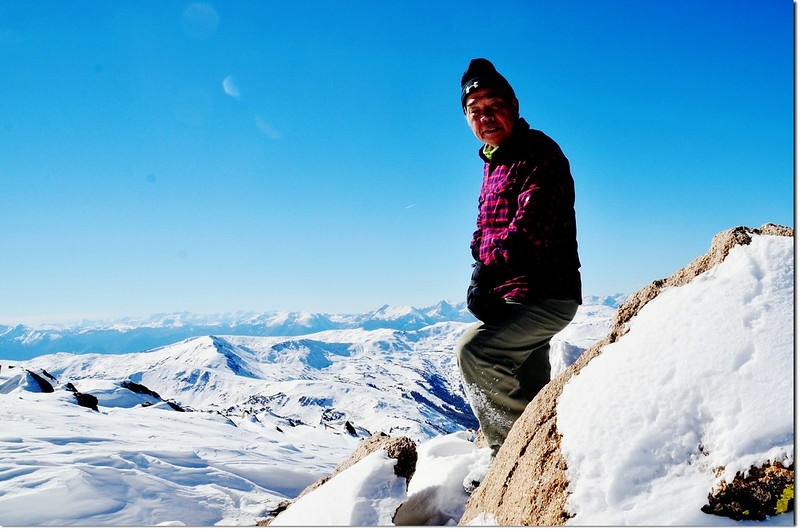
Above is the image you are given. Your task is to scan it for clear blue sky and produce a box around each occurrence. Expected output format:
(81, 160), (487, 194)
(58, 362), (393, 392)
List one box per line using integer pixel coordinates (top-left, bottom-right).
(0, 0), (794, 323)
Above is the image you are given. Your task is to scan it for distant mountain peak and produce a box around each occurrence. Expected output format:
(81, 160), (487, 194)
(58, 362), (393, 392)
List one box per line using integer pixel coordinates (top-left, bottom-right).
(0, 297), (619, 360)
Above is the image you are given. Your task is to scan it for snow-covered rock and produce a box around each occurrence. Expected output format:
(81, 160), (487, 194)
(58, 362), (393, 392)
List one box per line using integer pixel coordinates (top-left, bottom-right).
(460, 224), (794, 526)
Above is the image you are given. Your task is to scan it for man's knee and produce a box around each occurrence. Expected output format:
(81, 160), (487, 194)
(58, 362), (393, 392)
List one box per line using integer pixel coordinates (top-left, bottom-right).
(455, 323), (481, 368)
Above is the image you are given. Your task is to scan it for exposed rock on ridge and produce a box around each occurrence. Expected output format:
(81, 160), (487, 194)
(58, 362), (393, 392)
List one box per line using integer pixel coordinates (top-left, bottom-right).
(260, 433), (417, 525)
(701, 461), (794, 521)
(459, 224), (794, 526)
(608, 223), (792, 342)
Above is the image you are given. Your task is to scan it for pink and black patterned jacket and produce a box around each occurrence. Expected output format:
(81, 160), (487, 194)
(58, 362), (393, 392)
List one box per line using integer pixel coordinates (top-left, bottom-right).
(470, 118), (582, 304)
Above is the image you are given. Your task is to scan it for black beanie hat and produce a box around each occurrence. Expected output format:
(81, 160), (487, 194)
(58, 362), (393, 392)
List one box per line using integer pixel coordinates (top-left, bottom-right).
(460, 58), (516, 112)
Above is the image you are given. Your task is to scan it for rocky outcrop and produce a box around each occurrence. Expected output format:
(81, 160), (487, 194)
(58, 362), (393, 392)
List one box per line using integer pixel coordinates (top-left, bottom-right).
(608, 223), (792, 343)
(259, 433), (417, 525)
(702, 461), (794, 521)
(25, 369), (54, 393)
(22, 369), (100, 410)
(459, 224), (794, 525)
(65, 382), (99, 411)
(120, 379), (186, 411)
(327, 432), (417, 485)
(121, 380), (162, 400)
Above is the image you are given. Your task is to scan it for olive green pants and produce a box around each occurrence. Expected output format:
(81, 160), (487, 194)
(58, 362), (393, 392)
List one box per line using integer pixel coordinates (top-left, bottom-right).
(456, 298), (579, 452)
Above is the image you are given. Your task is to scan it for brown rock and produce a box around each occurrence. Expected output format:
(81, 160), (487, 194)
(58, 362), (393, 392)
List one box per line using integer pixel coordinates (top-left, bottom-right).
(702, 461), (794, 521)
(459, 224), (793, 525)
(329, 432), (417, 483)
(259, 433), (417, 525)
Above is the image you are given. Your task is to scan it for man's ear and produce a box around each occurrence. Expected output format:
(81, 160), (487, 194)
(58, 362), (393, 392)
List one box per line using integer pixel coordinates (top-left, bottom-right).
(511, 98), (520, 117)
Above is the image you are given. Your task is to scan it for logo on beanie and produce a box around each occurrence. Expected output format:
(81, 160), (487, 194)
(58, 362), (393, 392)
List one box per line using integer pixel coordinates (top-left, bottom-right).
(464, 81), (479, 94)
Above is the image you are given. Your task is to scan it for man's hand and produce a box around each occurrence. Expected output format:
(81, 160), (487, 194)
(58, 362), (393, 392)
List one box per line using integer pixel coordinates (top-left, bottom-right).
(466, 262), (508, 323)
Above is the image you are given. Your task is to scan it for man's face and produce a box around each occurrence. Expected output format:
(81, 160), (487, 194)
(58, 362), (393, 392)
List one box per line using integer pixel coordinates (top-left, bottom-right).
(464, 89), (519, 147)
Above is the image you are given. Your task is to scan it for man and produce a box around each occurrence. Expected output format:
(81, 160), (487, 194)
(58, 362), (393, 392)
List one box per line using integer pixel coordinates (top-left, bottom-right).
(456, 58), (582, 454)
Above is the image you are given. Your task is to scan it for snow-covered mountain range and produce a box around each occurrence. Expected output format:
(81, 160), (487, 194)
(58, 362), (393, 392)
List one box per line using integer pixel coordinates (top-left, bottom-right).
(0, 297), (619, 525)
(0, 295), (625, 361)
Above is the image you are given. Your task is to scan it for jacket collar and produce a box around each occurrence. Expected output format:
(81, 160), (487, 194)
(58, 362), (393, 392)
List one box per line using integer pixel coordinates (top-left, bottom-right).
(478, 117), (531, 163)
